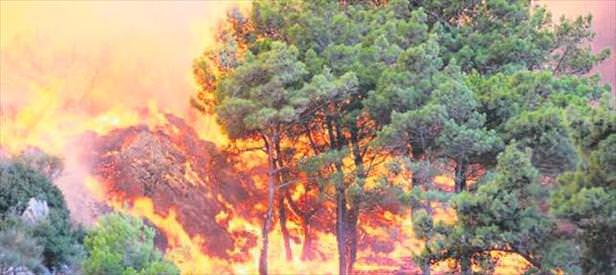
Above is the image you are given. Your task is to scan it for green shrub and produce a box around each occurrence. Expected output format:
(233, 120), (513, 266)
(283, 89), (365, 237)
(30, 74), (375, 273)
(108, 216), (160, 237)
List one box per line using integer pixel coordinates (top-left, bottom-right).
(0, 161), (67, 217)
(0, 225), (46, 274)
(83, 212), (179, 275)
(0, 158), (84, 270)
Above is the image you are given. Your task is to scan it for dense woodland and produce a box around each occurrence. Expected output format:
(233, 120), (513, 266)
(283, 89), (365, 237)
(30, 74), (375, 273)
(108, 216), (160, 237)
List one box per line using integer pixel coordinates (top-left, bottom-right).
(192, 0), (613, 274)
(1, 0), (614, 274)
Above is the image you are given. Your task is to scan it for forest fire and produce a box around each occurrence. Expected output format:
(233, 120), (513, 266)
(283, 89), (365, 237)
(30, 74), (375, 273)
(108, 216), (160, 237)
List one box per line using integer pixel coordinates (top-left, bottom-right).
(78, 112), (426, 274)
(2, 1), (613, 274)
(72, 111), (530, 274)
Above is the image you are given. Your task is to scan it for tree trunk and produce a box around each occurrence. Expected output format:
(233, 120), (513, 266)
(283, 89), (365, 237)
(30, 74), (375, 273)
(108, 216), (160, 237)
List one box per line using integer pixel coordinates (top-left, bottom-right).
(275, 140), (293, 261)
(278, 195), (293, 260)
(411, 172), (432, 275)
(286, 187), (318, 261)
(345, 207), (359, 274)
(335, 174), (347, 275)
(460, 257), (472, 275)
(346, 127), (366, 275)
(454, 162), (470, 274)
(454, 161), (467, 193)
(422, 261), (431, 275)
(288, 196), (317, 261)
(326, 117), (348, 275)
(300, 214), (314, 260)
(259, 138), (277, 275)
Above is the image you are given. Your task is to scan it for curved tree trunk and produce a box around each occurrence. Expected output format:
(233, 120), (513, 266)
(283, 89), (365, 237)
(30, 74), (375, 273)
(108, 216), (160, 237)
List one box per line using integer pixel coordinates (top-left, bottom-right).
(286, 186), (319, 261)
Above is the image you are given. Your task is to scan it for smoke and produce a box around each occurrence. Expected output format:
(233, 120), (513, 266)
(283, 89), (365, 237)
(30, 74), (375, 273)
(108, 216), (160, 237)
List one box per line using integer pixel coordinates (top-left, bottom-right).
(0, 1), (247, 224)
(1, 0), (612, 237)
(537, 0), (616, 88)
(1, 1), (248, 145)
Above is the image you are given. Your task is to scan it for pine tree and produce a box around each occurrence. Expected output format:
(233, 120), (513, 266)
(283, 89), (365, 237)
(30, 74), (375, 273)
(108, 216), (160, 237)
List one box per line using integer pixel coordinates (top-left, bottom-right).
(552, 96), (616, 273)
(193, 0), (612, 273)
(213, 41), (310, 275)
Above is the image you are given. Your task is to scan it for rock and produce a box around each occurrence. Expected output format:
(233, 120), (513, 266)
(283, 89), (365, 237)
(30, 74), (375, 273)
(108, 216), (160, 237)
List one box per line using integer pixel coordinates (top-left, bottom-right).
(21, 198), (49, 224)
(2, 266), (36, 275)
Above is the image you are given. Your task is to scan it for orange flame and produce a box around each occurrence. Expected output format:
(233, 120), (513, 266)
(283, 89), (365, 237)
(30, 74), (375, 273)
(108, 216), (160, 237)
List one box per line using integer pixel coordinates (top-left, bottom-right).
(0, 1), (557, 273)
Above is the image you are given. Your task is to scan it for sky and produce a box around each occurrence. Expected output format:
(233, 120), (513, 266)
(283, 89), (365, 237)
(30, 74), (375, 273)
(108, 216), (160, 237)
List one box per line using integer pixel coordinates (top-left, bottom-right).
(0, 0), (614, 153)
(538, 0), (616, 87)
(1, 1), (248, 119)
(0, 0), (614, 232)
(0, 1), (248, 223)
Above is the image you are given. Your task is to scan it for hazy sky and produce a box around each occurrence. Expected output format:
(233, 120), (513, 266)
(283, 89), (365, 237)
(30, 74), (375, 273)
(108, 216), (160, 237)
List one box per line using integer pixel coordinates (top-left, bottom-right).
(0, 0), (613, 229)
(1, 1), (248, 116)
(538, 0), (615, 87)
(1, 0), (614, 149)
(1, 1), (613, 115)
(1, 1), (249, 155)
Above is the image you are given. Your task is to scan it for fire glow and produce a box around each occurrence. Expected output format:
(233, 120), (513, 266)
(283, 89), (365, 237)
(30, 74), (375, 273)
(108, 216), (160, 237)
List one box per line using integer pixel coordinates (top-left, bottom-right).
(0, 1), (551, 274)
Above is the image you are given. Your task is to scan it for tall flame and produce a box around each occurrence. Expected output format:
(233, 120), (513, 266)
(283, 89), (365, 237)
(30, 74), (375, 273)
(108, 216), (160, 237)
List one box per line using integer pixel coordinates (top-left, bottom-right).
(1, 0), (242, 225)
(2, 1), (609, 274)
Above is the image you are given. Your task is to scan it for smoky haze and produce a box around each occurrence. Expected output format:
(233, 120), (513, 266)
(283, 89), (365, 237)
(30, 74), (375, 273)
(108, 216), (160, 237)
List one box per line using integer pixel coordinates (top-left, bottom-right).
(1, 0), (614, 224)
(1, 1), (246, 153)
(537, 0), (616, 88)
(1, 1), (246, 224)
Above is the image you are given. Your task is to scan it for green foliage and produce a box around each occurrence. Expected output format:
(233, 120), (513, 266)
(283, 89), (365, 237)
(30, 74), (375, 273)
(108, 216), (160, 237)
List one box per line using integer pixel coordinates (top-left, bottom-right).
(194, 0), (613, 273)
(0, 157), (84, 270)
(0, 161), (66, 217)
(468, 70), (608, 132)
(0, 225), (46, 274)
(433, 65), (504, 171)
(410, 0), (609, 75)
(551, 100), (616, 273)
(505, 106), (578, 175)
(83, 212), (179, 275)
(550, 14), (611, 75)
(377, 103), (446, 156)
(423, 145), (558, 273)
(568, 94), (616, 152)
(215, 41), (309, 140)
(30, 211), (85, 269)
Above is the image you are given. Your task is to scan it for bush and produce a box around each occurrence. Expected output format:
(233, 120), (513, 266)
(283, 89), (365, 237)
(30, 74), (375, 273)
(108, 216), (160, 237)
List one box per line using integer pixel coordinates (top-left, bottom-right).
(0, 161), (67, 217)
(30, 211), (85, 269)
(0, 157), (84, 270)
(83, 212), (179, 275)
(0, 226), (46, 274)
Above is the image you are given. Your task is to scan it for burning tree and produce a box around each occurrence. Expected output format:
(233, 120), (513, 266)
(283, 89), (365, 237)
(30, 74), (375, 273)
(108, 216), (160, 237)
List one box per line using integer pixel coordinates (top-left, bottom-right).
(193, 0), (613, 274)
(194, 1), (441, 273)
(210, 41), (310, 275)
